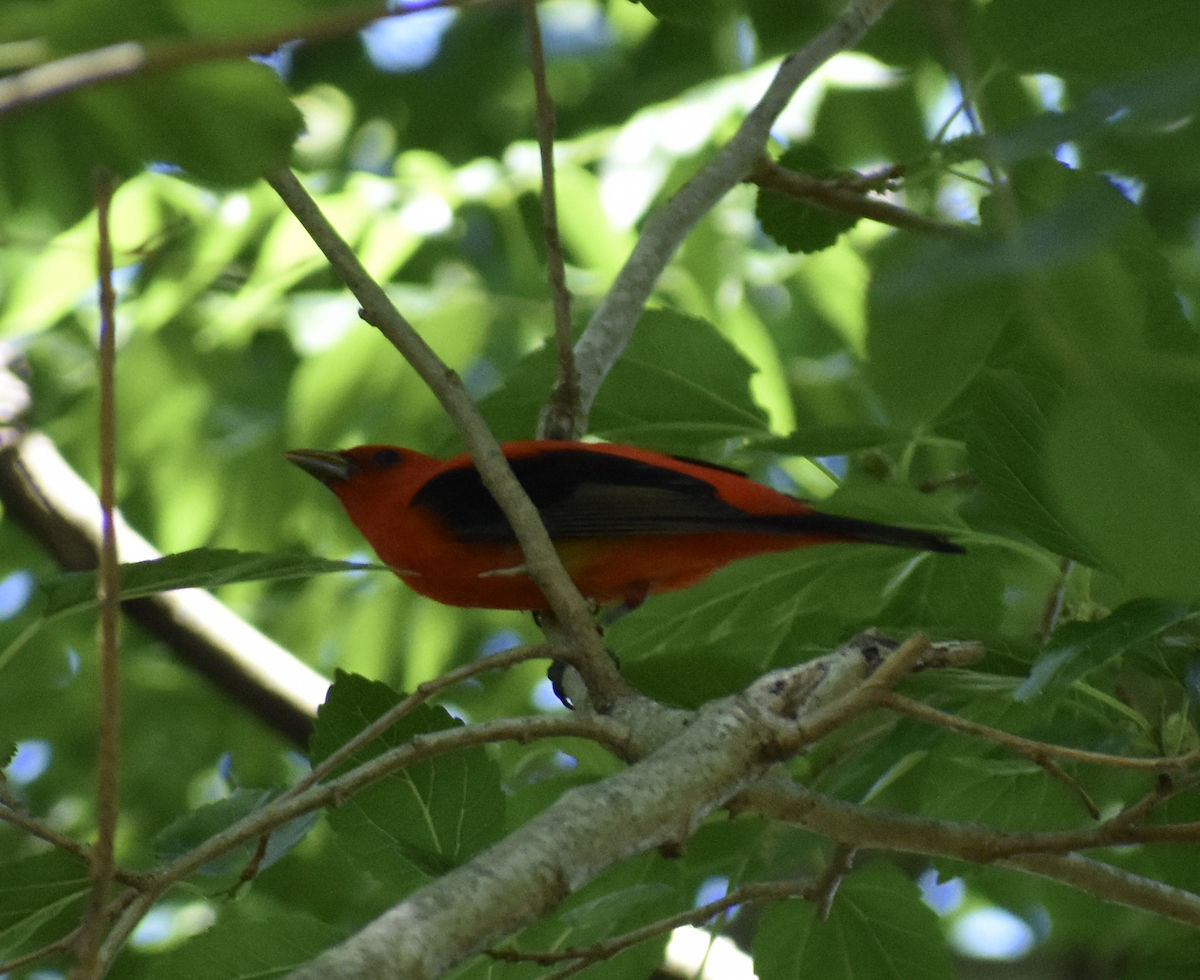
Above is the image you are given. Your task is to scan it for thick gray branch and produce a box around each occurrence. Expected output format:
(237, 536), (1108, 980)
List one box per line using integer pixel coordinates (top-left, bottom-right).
(282, 632), (912, 980)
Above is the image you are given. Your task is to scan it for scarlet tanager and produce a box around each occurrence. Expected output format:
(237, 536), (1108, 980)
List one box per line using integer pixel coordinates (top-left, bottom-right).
(287, 441), (964, 611)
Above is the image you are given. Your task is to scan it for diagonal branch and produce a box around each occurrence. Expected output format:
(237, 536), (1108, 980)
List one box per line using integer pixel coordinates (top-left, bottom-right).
(886, 692), (1200, 772)
(556, 0), (898, 437)
(278, 631), (928, 980)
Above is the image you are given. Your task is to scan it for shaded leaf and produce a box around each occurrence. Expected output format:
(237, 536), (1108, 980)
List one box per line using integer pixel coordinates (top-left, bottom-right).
(866, 231), (1012, 426)
(308, 672), (506, 886)
(479, 309), (770, 453)
(41, 549), (376, 619)
(0, 851), (89, 960)
(756, 145), (860, 254)
(982, 0), (1200, 81)
(155, 787), (319, 877)
(1017, 599), (1195, 701)
(753, 862), (952, 980)
(146, 901), (344, 980)
(1046, 374), (1200, 599)
(966, 369), (1099, 564)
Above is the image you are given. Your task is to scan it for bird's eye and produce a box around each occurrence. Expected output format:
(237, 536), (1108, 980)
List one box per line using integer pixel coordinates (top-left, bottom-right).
(374, 449), (403, 468)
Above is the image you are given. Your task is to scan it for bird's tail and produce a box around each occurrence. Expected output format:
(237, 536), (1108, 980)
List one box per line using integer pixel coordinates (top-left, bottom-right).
(763, 511), (965, 554)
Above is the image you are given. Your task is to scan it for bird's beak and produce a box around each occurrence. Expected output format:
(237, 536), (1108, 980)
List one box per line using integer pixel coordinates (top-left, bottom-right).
(286, 449), (355, 488)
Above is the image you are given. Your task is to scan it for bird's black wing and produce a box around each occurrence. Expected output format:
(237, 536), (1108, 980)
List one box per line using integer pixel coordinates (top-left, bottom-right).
(411, 447), (964, 553)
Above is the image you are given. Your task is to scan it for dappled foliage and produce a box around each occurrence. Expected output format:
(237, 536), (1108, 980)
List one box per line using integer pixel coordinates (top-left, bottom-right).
(2, 0), (1200, 978)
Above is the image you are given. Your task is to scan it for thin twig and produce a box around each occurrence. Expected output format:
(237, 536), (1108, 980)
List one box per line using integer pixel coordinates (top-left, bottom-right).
(0, 801), (149, 887)
(813, 844), (856, 920)
(491, 877), (818, 970)
(0, 925), (87, 975)
(1036, 757), (1101, 820)
(284, 643), (553, 800)
(1039, 557), (1073, 640)
(748, 157), (978, 239)
(521, 0), (580, 439)
(885, 693), (1200, 771)
(72, 169), (122, 980)
(155, 714), (626, 888)
(86, 711), (624, 978)
(740, 779), (1200, 927)
(264, 168), (627, 708)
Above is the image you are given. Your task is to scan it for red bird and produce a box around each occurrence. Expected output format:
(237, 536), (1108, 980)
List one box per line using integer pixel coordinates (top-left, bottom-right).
(287, 441), (963, 611)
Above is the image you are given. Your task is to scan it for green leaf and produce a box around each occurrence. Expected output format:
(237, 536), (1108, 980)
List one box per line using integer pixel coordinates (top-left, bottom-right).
(308, 672), (506, 885)
(37, 549), (375, 619)
(753, 862), (952, 980)
(1046, 374), (1200, 599)
(155, 788), (319, 877)
(0, 851), (90, 960)
(866, 231), (1012, 427)
(966, 369), (1099, 564)
(0, 549), (372, 675)
(918, 753), (1083, 830)
(1016, 599), (1196, 701)
(756, 145), (860, 254)
(984, 62), (1200, 168)
(760, 424), (905, 458)
(982, 0), (1200, 81)
(637, 0), (727, 27)
(146, 901), (344, 980)
(0, 61), (301, 224)
(479, 309), (771, 453)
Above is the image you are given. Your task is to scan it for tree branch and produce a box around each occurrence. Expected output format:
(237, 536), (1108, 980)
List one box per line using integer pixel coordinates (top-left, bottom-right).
(279, 631), (927, 980)
(739, 780), (1200, 928)
(747, 156), (979, 238)
(561, 0), (898, 436)
(490, 876), (817, 968)
(886, 692), (1200, 771)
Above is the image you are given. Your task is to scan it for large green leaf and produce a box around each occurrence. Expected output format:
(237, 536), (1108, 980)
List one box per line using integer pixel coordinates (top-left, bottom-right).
(0, 851), (90, 961)
(982, 0), (1200, 81)
(866, 232), (1012, 427)
(308, 672), (506, 886)
(753, 862), (952, 980)
(1016, 599), (1195, 701)
(146, 901), (345, 980)
(38, 549), (376, 619)
(611, 476), (980, 705)
(1046, 375), (1200, 600)
(478, 309), (770, 453)
(0, 62), (301, 225)
(966, 368), (1099, 564)
(0, 549), (372, 675)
